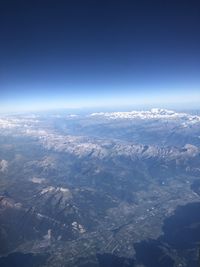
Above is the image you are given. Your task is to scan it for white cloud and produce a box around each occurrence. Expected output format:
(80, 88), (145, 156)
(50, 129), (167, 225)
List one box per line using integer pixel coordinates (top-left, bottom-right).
(0, 160), (8, 172)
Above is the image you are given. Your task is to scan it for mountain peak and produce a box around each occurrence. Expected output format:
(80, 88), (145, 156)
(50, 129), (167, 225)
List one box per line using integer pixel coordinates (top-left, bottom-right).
(90, 108), (200, 124)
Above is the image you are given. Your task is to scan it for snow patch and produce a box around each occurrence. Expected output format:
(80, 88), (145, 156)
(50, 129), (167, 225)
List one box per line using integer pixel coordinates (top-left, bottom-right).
(31, 177), (45, 184)
(72, 221), (86, 234)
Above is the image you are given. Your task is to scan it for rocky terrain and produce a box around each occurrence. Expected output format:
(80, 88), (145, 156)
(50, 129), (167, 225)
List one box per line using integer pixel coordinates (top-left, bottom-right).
(0, 108), (200, 266)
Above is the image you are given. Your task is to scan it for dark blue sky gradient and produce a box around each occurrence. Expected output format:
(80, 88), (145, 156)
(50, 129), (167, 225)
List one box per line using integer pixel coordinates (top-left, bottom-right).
(0, 0), (200, 111)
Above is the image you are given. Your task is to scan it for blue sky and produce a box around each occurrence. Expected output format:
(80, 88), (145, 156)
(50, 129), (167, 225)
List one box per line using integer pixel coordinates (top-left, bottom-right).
(0, 0), (200, 113)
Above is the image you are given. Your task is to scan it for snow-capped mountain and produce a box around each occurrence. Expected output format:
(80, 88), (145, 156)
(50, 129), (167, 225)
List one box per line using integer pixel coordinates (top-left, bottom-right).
(90, 108), (200, 123)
